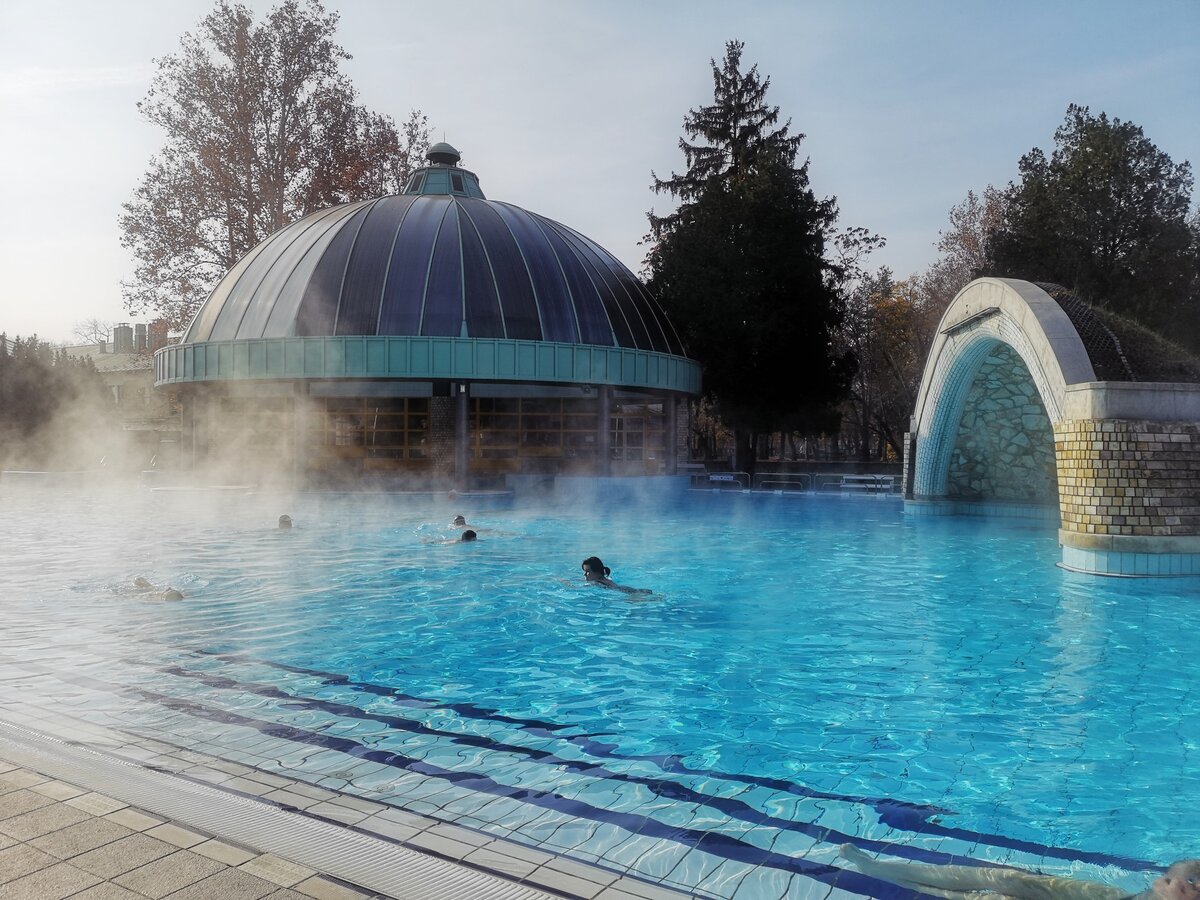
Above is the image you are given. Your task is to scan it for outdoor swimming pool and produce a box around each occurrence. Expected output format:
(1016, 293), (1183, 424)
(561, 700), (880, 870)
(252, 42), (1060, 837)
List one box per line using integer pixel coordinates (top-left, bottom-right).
(1, 479), (1195, 898)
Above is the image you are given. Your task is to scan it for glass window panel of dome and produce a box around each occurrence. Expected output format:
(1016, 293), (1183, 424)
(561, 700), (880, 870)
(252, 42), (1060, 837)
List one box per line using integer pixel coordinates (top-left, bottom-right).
(423, 170), (451, 194)
(571, 231), (657, 350)
(406, 173), (425, 193)
(235, 205), (357, 339)
(493, 204), (577, 343)
(617, 272), (681, 355)
(543, 220), (638, 348)
(294, 206), (372, 336)
(377, 197), (446, 335)
(450, 173), (465, 194)
(456, 202), (504, 338)
(531, 216), (611, 345)
(457, 200), (542, 340)
(185, 221), (288, 342)
(337, 197), (416, 335)
(260, 204), (369, 338)
(420, 203), (464, 337)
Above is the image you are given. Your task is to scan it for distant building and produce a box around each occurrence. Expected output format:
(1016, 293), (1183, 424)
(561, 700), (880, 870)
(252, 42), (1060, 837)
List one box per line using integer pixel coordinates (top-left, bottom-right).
(65, 321), (180, 470)
(153, 143), (701, 488)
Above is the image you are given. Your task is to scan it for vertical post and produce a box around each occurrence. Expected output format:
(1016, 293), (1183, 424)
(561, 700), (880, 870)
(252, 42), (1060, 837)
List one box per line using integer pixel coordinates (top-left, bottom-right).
(292, 383), (310, 488)
(664, 393), (677, 475)
(455, 382), (470, 492)
(597, 384), (612, 477)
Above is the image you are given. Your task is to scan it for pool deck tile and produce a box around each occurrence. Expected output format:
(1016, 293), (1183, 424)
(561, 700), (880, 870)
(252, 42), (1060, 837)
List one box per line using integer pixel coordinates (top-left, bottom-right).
(0, 859), (102, 898)
(0, 726), (698, 900)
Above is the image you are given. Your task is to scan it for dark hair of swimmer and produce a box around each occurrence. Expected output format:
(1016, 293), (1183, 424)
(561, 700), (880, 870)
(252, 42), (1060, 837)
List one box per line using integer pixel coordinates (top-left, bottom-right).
(452, 515), (467, 526)
(581, 557), (611, 580)
(278, 515), (292, 529)
(461, 530), (477, 542)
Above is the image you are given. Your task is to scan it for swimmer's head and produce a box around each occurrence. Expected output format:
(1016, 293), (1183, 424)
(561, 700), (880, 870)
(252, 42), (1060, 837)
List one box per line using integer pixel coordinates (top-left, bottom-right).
(1155, 860), (1200, 900)
(161, 588), (184, 601)
(461, 530), (477, 542)
(452, 515), (467, 526)
(133, 577), (152, 589)
(278, 515), (292, 529)
(581, 557), (611, 580)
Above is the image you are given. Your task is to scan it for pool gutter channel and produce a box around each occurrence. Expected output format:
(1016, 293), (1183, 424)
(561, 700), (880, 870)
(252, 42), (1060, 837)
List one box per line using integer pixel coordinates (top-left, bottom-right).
(0, 720), (559, 900)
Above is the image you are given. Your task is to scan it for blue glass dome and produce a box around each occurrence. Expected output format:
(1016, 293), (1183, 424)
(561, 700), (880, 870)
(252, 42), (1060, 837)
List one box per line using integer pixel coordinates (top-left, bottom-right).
(183, 149), (685, 356)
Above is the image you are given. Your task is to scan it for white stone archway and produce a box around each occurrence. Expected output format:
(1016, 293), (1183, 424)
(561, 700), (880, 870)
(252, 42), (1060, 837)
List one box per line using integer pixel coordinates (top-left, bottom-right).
(908, 279), (1095, 501)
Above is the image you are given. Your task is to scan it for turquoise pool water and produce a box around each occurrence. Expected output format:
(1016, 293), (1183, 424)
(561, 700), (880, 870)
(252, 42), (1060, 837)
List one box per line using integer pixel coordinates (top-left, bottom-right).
(0, 480), (1195, 897)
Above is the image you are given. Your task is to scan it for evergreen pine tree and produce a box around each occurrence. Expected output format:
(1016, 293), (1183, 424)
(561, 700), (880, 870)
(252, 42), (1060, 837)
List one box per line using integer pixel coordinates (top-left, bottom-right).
(646, 41), (856, 473)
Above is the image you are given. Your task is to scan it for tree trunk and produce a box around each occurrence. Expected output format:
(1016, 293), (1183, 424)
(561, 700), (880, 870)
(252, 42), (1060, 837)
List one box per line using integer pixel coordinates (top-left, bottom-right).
(734, 429), (756, 478)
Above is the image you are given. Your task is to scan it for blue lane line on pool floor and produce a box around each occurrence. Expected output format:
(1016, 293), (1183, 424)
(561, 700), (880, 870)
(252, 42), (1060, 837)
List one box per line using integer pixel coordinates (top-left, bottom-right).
(142, 660), (976, 868)
(180, 647), (1159, 874)
(27, 664), (925, 900)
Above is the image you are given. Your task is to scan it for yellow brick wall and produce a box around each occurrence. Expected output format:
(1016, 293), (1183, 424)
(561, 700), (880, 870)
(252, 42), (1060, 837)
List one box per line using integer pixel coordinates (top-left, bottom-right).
(1054, 420), (1200, 537)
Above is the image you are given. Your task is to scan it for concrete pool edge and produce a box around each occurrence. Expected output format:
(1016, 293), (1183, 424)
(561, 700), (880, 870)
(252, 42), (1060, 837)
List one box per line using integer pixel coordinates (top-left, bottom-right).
(0, 719), (691, 900)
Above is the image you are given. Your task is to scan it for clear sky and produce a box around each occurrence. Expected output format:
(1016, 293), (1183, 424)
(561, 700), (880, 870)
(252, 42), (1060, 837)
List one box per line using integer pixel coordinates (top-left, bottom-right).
(1, 0), (1197, 343)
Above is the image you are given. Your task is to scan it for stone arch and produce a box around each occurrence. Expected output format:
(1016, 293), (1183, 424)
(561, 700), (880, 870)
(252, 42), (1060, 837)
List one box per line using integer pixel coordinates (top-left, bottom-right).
(909, 278), (1095, 501)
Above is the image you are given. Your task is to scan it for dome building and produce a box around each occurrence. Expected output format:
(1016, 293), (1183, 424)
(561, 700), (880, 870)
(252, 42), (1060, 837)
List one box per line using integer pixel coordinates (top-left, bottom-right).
(154, 144), (701, 487)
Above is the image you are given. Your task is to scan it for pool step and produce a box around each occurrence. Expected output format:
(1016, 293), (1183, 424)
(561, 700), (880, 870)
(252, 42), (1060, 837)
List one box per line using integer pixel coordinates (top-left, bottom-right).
(0, 645), (1136, 899)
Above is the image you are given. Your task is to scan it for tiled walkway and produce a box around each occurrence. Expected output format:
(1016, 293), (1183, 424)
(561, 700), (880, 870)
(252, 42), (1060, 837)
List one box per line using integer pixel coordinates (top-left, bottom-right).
(0, 755), (383, 900)
(0, 719), (691, 900)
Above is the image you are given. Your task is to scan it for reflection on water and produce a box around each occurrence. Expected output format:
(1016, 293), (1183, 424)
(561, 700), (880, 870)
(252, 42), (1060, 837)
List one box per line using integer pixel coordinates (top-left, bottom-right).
(0, 480), (1195, 886)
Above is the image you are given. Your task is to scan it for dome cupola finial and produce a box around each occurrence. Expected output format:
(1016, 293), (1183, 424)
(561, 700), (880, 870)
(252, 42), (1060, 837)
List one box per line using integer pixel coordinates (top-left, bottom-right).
(426, 142), (461, 166)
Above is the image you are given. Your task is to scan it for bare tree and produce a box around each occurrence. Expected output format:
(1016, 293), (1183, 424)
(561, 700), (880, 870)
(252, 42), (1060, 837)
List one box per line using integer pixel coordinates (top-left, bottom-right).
(120, 0), (430, 330)
(71, 318), (114, 346)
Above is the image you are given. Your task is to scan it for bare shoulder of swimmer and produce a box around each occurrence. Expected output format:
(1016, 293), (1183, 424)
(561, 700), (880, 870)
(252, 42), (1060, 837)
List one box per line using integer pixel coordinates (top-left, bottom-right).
(161, 588), (184, 601)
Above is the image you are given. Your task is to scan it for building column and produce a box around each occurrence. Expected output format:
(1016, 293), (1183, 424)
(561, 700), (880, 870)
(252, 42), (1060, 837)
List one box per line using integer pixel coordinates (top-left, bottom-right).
(664, 393), (677, 475)
(597, 385), (612, 476)
(455, 383), (470, 491)
(1055, 417), (1200, 575)
(292, 383), (310, 488)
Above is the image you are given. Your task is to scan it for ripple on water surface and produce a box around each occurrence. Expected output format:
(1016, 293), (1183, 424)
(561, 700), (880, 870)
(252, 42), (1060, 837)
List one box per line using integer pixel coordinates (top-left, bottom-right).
(1, 481), (1196, 889)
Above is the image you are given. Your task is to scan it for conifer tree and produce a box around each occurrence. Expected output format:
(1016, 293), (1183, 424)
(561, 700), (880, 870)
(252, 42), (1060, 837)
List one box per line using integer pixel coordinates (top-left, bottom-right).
(646, 41), (859, 473)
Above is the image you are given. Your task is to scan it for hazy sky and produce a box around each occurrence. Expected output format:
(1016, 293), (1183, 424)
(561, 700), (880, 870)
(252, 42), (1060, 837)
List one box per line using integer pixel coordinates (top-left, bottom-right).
(1, 0), (1197, 343)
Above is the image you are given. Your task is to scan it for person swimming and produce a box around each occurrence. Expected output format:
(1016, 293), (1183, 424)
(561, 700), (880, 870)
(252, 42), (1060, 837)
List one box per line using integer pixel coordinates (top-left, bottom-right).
(452, 515), (468, 528)
(461, 530), (477, 542)
(132, 578), (184, 601)
(278, 514), (293, 529)
(581, 557), (651, 595)
(839, 845), (1200, 900)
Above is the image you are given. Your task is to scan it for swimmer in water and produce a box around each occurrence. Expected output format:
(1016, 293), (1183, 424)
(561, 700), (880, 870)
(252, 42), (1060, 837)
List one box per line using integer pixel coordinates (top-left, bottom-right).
(278, 514), (292, 529)
(132, 578), (184, 601)
(461, 530), (477, 542)
(581, 557), (651, 595)
(839, 845), (1200, 900)
(452, 515), (468, 528)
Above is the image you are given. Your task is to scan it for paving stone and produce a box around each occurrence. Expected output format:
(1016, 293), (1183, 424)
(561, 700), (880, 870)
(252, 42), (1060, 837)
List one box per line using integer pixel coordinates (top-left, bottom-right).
(72, 833), (176, 879)
(113, 849), (225, 899)
(464, 845), (538, 880)
(192, 838), (258, 867)
(0, 788), (55, 820)
(30, 817), (133, 860)
(29, 779), (88, 801)
(0, 843), (57, 884)
(66, 883), (146, 900)
(0, 860), (101, 899)
(65, 792), (128, 817)
(161, 867), (279, 900)
(145, 822), (208, 848)
(239, 853), (316, 887)
(0, 769), (48, 793)
(262, 890), (312, 900)
(0, 802), (91, 840)
(292, 875), (375, 900)
(104, 807), (167, 832)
